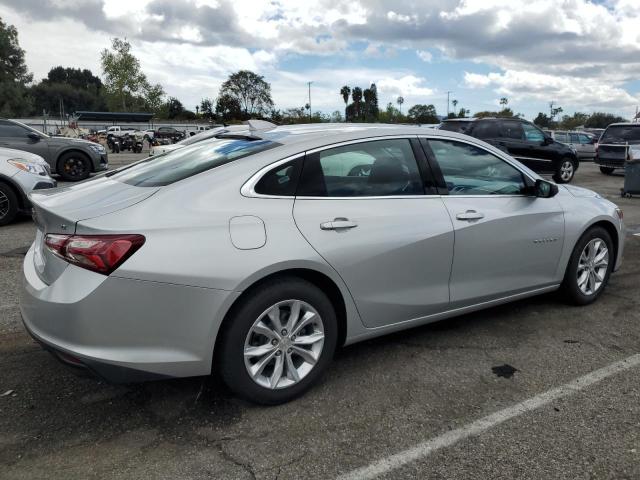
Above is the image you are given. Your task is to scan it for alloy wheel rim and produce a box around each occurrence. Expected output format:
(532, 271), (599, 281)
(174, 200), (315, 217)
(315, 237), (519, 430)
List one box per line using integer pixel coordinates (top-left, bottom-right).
(560, 161), (574, 181)
(244, 299), (325, 390)
(577, 238), (609, 295)
(64, 157), (86, 178)
(0, 190), (8, 218)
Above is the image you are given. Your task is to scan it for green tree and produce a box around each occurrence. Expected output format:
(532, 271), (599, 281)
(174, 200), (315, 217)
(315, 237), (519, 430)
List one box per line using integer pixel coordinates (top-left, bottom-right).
(533, 112), (551, 128)
(340, 86), (351, 122)
(101, 38), (149, 111)
(143, 82), (166, 115)
(199, 98), (215, 120)
(351, 87), (363, 120)
(0, 18), (33, 116)
(584, 112), (627, 128)
(362, 83), (379, 122)
(218, 70), (273, 118)
(558, 112), (589, 130)
(451, 99), (458, 112)
(215, 93), (242, 122)
(29, 66), (107, 114)
(407, 104), (439, 124)
(499, 97), (508, 107)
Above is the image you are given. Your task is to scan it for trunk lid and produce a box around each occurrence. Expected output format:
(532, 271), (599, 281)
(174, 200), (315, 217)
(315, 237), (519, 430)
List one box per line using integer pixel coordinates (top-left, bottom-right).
(29, 177), (159, 285)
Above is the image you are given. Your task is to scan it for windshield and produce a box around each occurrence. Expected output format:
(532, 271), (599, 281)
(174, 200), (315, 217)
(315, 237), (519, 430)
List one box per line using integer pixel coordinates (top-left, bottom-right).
(13, 120), (49, 138)
(600, 125), (640, 143)
(112, 137), (279, 187)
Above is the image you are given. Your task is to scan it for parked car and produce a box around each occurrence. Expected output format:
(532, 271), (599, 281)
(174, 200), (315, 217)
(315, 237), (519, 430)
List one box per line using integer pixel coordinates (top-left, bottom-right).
(0, 119), (108, 181)
(21, 123), (624, 404)
(544, 130), (597, 160)
(144, 126), (185, 143)
(440, 117), (579, 183)
(595, 123), (640, 174)
(0, 147), (56, 225)
(185, 124), (224, 137)
(103, 126), (138, 137)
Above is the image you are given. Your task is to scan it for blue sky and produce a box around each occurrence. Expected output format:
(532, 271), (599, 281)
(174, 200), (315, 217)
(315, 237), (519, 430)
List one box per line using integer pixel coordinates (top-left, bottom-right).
(1, 0), (639, 121)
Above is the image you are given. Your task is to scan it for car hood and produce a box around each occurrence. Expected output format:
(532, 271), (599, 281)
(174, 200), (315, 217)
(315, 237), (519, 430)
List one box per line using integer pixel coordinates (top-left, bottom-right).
(562, 184), (600, 198)
(0, 146), (48, 165)
(48, 136), (97, 147)
(29, 176), (159, 232)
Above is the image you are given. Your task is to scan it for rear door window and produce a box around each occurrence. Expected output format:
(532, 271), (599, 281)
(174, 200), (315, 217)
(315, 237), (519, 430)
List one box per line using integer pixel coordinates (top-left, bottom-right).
(297, 139), (424, 197)
(470, 121), (499, 139)
(500, 121), (524, 140)
(111, 138), (279, 187)
(569, 133), (580, 143)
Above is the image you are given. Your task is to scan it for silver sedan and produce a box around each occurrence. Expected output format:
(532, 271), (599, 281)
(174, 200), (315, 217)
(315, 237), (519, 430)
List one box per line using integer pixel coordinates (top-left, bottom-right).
(21, 123), (624, 404)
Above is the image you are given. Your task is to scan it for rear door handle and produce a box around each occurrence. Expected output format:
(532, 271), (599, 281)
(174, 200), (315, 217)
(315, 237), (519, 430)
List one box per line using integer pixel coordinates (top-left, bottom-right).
(320, 218), (358, 230)
(456, 210), (485, 221)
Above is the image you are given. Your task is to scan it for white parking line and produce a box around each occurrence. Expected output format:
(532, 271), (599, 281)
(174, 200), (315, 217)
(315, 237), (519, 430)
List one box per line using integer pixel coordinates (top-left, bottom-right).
(338, 353), (640, 480)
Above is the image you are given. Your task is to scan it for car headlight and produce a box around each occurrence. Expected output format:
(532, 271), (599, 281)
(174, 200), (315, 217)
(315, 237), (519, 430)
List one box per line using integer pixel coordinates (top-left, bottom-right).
(88, 144), (106, 154)
(7, 159), (47, 176)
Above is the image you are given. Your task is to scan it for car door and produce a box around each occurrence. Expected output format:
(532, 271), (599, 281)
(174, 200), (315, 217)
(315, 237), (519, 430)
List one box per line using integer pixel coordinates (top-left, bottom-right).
(520, 122), (556, 173)
(0, 120), (50, 159)
(293, 137), (454, 328)
(423, 137), (564, 307)
(496, 120), (538, 169)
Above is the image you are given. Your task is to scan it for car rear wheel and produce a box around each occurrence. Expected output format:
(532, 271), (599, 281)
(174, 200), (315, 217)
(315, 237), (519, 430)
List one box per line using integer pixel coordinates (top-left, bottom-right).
(554, 158), (576, 183)
(0, 182), (18, 226)
(218, 277), (337, 404)
(600, 166), (615, 175)
(560, 226), (613, 305)
(57, 152), (91, 181)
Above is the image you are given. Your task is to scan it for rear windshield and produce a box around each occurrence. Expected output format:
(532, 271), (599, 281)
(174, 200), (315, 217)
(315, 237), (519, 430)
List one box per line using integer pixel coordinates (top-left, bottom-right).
(600, 125), (640, 143)
(111, 138), (279, 187)
(439, 121), (472, 133)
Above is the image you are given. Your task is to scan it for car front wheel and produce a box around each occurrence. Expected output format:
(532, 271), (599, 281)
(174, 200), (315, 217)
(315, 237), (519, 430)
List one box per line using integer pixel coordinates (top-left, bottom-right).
(554, 158), (576, 183)
(57, 152), (91, 181)
(218, 277), (337, 404)
(561, 226), (614, 305)
(0, 182), (18, 226)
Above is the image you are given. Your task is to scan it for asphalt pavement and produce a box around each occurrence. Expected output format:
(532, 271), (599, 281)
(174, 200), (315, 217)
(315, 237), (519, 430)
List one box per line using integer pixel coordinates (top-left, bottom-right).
(1, 158), (639, 480)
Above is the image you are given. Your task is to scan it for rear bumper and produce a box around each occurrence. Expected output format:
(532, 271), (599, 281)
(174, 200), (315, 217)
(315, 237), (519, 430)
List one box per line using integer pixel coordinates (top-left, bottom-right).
(20, 245), (239, 383)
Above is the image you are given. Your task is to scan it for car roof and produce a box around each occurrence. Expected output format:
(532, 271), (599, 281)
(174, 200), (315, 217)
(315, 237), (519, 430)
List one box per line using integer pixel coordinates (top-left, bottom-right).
(606, 123), (640, 127)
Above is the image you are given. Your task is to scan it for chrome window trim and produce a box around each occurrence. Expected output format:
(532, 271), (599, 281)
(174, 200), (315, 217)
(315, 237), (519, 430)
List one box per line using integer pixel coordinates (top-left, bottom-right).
(241, 134), (539, 199)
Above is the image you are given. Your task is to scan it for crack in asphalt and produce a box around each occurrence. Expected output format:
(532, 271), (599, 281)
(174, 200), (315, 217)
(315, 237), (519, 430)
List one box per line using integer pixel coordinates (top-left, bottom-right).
(216, 441), (257, 480)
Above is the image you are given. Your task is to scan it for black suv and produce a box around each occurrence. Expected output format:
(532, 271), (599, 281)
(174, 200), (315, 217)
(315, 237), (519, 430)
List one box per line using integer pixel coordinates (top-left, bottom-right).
(440, 118), (579, 183)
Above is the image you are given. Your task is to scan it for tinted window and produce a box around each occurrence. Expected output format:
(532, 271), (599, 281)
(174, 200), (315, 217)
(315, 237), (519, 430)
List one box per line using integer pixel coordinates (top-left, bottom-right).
(500, 121), (524, 140)
(112, 138), (279, 187)
(555, 133), (568, 142)
(0, 121), (29, 137)
(579, 134), (592, 144)
(439, 121), (472, 133)
(601, 126), (640, 143)
(254, 159), (301, 196)
(522, 123), (545, 142)
(569, 133), (580, 143)
(471, 121), (499, 139)
(298, 139), (423, 197)
(428, 139), (526, 195)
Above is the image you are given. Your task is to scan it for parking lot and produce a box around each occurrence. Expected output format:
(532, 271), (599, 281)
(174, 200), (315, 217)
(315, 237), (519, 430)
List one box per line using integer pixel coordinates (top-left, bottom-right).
(1, 158), (639, 479)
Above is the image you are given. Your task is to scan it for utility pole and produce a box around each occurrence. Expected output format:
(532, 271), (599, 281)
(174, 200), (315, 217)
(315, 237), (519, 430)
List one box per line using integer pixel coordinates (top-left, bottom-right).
(549, 101), (555, 120)
(307, 81), (313, 122)
(447, 91), (452, 116)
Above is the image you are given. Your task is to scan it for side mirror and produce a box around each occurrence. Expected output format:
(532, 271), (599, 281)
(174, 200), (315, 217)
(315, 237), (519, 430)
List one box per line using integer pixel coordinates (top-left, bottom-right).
(535, 179), (558, 198)
(27, 132), (41, 141)
(543, 135), (553, 145)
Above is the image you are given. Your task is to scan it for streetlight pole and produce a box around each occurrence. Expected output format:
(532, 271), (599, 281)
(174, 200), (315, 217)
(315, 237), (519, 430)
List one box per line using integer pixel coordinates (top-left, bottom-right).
(307, 81), (313, 122)
(447, 91), (452, 117)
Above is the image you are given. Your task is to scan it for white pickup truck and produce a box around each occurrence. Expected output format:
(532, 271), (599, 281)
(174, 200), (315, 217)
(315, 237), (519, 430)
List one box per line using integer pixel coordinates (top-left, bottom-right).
(99, 126), (139, 137)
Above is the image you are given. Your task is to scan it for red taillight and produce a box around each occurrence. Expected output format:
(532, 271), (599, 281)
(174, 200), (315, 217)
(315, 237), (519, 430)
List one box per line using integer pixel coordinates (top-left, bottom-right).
(44, 234), (145, 275)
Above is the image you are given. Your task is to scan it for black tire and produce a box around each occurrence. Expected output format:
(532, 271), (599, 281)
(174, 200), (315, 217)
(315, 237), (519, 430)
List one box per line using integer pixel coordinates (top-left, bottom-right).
(57, 152), (91, 181)
(560, 226), (614, 306)
(600, 166), (615, 175)
(0, 182), (19, 226)
(553, 157), (576, 183)
(218, 277), (337, 405)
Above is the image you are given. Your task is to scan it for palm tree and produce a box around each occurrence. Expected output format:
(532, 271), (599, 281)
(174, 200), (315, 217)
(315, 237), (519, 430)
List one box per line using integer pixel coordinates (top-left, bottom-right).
(397, 96), (404, 115)
(452, 99), (458, 110)
(352, 87), (363, 119)
(340, 86), (351, 122)
(500, 97), (508, 107)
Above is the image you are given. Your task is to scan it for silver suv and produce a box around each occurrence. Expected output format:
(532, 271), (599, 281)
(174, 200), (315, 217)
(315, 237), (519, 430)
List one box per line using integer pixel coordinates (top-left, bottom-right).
(0, 119), (108, 181)
(0, 147), (56, 225)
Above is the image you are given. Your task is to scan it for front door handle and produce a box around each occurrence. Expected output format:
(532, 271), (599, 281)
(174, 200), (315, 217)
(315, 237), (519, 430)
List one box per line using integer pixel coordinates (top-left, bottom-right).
(456, 210), (484, 221)
(320, 217), (358, 230)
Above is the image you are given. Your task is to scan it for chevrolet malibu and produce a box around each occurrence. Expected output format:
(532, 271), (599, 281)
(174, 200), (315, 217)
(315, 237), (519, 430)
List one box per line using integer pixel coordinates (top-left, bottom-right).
(21, 123), (625, 404)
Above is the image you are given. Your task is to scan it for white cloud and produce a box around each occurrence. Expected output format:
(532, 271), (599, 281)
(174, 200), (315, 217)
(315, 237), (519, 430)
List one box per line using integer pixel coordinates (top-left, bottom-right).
(416, 50), (432, 62)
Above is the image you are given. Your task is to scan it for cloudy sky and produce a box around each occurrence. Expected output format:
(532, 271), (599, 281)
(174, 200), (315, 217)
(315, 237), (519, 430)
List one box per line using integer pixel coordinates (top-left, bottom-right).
(1, 0), (639, 120)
